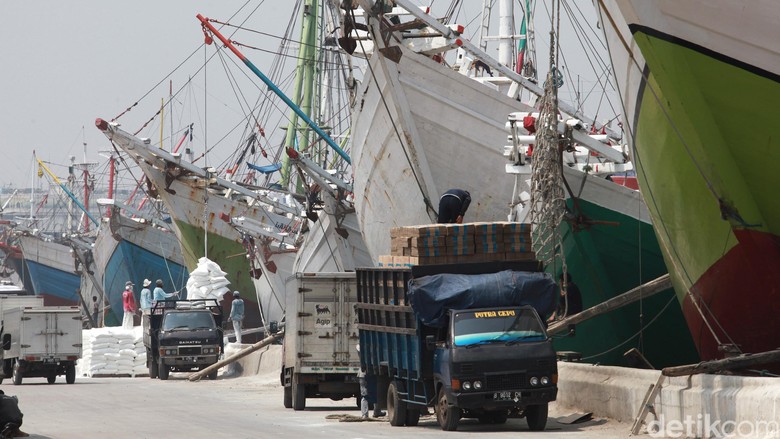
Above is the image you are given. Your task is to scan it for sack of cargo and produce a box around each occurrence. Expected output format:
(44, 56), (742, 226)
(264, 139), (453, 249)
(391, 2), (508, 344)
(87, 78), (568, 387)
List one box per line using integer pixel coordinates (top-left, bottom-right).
(408, 270), (558, 327)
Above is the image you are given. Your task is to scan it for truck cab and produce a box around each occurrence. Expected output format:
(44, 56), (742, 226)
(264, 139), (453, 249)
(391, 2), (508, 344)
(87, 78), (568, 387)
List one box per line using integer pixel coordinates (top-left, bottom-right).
(432, 305), (557, 430)
(143, 300), (223, 380)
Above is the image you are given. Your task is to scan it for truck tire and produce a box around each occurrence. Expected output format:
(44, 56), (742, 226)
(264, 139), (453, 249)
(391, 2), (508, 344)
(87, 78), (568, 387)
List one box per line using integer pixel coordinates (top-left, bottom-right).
(149, 360), (159, 379)
(207, 369), (218, 380)
(158, 360), (169, 381)
(292, 379), (306, 411)
(66, 365), (76, 384)
(525, 403), (548, 431)
(47, 375), (56, 384)
(12, 361), (22, 386)
(284, 386), (293, 409)
(405, 408), (421, 426)
(387, 381), (407, 427)
(435, 387), (460, 431)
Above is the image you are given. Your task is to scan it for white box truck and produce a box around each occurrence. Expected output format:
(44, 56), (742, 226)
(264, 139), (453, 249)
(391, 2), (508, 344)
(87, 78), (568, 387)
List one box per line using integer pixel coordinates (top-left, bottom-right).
(281, 272), (361, 410)
(1, 305), (83, 385)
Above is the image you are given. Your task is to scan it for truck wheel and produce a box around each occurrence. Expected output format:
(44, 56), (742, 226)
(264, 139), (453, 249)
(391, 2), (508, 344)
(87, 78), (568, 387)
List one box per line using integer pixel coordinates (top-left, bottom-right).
(207, 369), (218, 380)
(283, 386), (293, 409)
(435, 387), (460, 431)
(292, 379), (306, 411)
(525, 403), (548, 431)
(66, 365), (76, 384)
(405, 408), (421, 426)
(47, 374), (56, 384)
(12, 361), (22, 386)
(387, 381), (407, 426)
(149, 360), (159, 379)
(158, 360), (169, 381)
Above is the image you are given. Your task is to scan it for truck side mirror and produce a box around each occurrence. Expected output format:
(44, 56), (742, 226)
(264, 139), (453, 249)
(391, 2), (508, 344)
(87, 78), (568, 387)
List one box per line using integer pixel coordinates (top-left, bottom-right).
(425, 335), (436, 351)
(2, 333), (10, 350)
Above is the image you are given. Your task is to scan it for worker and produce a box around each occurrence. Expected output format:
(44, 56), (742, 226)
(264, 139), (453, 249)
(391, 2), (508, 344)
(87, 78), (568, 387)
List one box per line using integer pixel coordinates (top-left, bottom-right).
(121, 281), (137, 330)
(91, 295), (100, 327)
(228, 291), (245, 344)
(437, 189), (471, 224)
(140, 279), (153, 311)
(153, 279), (177, 307)
(356, 344), (385, 419)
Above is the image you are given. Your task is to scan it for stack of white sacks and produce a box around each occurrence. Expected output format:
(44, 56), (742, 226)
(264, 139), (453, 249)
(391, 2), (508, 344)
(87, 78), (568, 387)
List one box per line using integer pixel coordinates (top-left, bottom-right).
(77, 327), (148, 377)
(186, 257), (230, 302)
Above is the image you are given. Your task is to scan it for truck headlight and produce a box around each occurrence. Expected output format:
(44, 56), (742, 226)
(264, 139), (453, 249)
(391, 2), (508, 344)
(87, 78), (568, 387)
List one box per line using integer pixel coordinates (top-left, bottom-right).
(541, 376), (550, 385)
(530, 376), (539, 386)
(473, 380), (483, 390)
(463, 381), (472, 391)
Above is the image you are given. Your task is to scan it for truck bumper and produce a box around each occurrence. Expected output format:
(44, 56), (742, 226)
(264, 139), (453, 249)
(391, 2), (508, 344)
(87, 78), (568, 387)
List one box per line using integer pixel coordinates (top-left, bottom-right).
(453, 387), (557, 410)
(162, 355), (219, 368)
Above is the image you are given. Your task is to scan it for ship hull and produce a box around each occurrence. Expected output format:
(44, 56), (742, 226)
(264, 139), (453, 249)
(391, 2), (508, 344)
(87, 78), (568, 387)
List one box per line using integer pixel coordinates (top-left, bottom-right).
(91, 215), (188, 327)
(600, 0), (780, 360)
(18, 236), (80, 306)
(351, 39), (532, 259)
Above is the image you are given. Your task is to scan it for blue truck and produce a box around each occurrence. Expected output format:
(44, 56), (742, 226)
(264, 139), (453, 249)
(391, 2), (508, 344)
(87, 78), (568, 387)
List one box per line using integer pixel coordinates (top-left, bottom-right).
(356, 261), (559, 431)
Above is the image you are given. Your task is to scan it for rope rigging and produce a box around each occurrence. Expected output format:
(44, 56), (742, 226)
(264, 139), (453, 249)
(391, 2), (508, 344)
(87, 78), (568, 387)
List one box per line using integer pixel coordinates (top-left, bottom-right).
(529, 0), (567, 277)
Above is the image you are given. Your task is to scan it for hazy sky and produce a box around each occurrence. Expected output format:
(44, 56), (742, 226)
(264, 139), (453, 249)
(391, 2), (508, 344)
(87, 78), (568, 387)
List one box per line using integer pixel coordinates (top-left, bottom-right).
(0, 1), (288, 188)
(0, 1), (614, 189)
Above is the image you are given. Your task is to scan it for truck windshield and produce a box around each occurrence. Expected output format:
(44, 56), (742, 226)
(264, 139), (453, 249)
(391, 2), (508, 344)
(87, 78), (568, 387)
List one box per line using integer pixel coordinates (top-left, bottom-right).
(452, 308), (545, 347)
(162, 312), (216, 331)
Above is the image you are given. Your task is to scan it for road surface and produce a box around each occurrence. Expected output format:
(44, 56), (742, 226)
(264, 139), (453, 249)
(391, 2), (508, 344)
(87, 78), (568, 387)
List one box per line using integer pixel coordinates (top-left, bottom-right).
(5, 372), (632, 438)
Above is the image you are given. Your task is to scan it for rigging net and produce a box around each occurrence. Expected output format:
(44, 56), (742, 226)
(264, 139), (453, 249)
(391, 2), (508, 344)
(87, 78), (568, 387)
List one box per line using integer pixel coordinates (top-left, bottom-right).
(529, 2), (567, 274)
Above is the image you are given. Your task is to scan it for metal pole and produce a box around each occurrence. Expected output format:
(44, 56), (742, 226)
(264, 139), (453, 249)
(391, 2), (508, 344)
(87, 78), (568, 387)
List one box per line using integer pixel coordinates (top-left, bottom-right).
(196, 14), (351, 164)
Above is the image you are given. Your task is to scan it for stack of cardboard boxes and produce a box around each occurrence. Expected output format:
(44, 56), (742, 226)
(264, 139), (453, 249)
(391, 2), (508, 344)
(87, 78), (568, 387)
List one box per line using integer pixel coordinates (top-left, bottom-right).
(377, 222), (536, 267)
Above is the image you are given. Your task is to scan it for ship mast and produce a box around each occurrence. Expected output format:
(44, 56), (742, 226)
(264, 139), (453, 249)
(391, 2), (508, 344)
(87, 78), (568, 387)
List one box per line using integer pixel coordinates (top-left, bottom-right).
(280, 0), (320, 190)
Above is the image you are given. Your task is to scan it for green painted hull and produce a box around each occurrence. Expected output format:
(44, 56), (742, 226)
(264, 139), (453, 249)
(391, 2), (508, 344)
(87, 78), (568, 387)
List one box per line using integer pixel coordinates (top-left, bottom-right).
(175, 220), (263, 327)
(632, 30), (780, 297)
(625, 27), (780, 360)
(551, 197), (699, 367)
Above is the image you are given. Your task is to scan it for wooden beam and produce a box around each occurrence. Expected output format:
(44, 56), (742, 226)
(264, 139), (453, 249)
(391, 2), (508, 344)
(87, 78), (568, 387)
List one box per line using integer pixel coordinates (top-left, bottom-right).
(547, 274), (671, 335)
(662, 349), (780, 377)
(188, 330), (284, 382)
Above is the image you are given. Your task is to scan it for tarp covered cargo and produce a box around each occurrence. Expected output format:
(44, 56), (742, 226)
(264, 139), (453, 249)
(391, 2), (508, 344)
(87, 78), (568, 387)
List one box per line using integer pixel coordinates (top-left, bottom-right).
(408, 270), (558, 327)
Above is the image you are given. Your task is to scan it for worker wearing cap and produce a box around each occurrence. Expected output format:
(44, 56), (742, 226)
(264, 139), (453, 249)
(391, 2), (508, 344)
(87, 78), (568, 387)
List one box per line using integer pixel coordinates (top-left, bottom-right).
(153, 279), (177, 308)
(122, 281), (137, 330)
(228, 291), (245, 343)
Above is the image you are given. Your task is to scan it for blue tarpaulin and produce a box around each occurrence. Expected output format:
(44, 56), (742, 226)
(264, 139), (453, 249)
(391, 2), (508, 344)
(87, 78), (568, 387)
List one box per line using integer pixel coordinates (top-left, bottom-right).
(247, 162), (282, 174)
(408, 270), (558, 327)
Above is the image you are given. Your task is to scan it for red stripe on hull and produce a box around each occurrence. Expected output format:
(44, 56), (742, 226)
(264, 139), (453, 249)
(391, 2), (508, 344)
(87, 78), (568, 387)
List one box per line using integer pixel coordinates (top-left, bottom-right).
(682, 229), (780, 362)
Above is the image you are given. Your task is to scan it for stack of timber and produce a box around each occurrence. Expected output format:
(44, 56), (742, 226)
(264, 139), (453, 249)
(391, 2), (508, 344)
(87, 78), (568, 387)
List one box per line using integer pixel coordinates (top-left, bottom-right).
(377, 222), (536, 267)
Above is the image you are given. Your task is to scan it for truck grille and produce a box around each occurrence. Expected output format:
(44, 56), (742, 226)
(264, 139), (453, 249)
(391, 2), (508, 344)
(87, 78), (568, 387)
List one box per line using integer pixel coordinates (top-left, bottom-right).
(179, 346), (202, 355)
(485, 373), (526, 391)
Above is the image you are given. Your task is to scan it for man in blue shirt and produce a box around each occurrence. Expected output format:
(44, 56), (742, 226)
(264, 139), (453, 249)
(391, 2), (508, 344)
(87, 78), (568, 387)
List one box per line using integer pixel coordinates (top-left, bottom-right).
(140, 279), (153, 311)
(153, 279), (177, 306)
(229, 291), (245, 343)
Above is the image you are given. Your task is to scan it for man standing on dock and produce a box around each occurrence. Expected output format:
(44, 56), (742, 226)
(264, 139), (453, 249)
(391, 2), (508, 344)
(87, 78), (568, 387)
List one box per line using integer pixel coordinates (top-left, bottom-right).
(122, 281), (137, 330)
(437, 189), (471, 224)
(228, 291), (245, 343)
